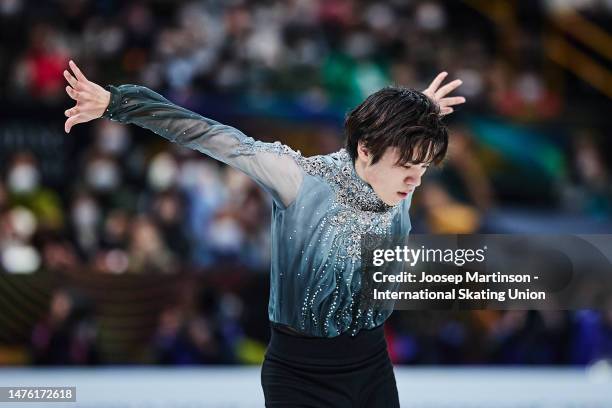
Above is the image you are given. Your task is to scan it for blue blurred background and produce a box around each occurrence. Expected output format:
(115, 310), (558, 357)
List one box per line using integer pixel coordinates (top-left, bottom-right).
(0, 0), (611, 379)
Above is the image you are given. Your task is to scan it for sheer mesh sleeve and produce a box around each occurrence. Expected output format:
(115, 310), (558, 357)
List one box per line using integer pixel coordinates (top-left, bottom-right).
(101, 84), (303, 208)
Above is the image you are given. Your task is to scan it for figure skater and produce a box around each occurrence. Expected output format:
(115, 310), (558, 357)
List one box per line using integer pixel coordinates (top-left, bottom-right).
(63, 60), (464, 407)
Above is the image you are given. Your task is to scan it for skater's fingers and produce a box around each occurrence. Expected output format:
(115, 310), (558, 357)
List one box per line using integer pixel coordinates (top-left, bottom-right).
(439, 96), (466, 107)
(69, 60), (88, 83)
(65, 114), (86, 133)
(440, 107), (454, 116)
(65, 86), (80, 101)
(434, 79), (462, 100)
(424, 72), (448, 94)
(64, 106), (80, 117)
(63, 70), (79, 89)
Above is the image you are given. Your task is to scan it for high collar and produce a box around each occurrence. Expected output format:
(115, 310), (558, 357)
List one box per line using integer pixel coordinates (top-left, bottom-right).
(336, 149), (394, 213)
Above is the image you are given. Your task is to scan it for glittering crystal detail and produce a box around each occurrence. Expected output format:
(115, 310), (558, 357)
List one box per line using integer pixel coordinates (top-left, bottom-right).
(299, 152), (396, 272)
(103, 84), (404, 337)
(233, 139), (301, 159)
(237, 142), (396, 259)
(236, 141), (393, 214)
(299, 149), (393, 213)
(236, 141), (402, 335)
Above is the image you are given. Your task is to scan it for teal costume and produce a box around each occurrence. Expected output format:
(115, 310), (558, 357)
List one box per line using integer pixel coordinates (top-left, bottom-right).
(103, 84), (413, 337)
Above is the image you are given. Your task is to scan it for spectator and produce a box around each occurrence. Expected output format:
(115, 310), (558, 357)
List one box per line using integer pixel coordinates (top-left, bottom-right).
(30, 288), (99, 365)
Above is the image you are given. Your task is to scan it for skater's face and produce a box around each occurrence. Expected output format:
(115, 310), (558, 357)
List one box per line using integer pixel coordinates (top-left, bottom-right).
(355, 144), (429, 206)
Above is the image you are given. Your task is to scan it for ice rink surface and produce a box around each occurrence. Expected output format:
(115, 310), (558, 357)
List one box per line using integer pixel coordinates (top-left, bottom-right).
(0, 367), (611, 407)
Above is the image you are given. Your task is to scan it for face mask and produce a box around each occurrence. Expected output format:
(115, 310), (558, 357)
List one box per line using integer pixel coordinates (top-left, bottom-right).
(209, 218), (243, 252)
(72, 198), (100, 228)
(1, 244), (41, 274)
(86, 160), (120, 191)
(416, 2), (446, 30)
(344, 32), (374, 59)
(455, 68), (483, 97)
(98, 125), (129, 155)
(178, 160), (220, 188)
(8, 206), (37, 240)
(7, 164), (40, 194)
(148, 153), (178, 191)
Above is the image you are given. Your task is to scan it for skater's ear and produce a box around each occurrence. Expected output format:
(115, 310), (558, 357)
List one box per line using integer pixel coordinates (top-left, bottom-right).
(356, 141), (371, 163)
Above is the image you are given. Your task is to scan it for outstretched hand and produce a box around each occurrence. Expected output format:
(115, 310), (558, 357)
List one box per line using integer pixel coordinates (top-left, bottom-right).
(422, 72), (466, 116)
(63, 60), (111, 133)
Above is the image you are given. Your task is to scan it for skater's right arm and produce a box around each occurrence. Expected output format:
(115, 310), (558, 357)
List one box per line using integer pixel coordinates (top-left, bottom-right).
(63, 61), (303, 208)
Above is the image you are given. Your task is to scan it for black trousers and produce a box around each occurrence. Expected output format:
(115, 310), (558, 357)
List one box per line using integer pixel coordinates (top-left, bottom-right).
(261, 324), (400, 407)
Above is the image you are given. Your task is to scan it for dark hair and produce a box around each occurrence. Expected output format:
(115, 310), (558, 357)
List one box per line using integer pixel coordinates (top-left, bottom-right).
(345, 87), (448, 166)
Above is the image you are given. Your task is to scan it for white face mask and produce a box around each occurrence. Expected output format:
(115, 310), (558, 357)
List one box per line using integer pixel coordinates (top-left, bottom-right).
(72, 198), (100, 228)
(86, 159), (120, 191)
(209, 218), (243, 252)
(1, 244), (41, 274)
(8, 206), (37, 240)
(98, 124), (129, 155)
(7, 164), (40, 194)
(416, 2), (446, 30)
(148, 152), (178, 191)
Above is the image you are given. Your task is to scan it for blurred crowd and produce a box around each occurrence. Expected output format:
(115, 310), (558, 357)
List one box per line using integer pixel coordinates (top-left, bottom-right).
(0, 119), (273, 275)
(0, 0), (611, 366)
(3, 0), (608, 116)
(28, 287), (612, 366)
